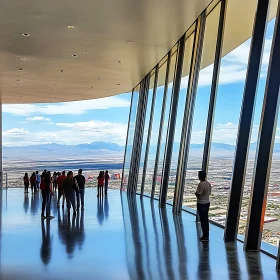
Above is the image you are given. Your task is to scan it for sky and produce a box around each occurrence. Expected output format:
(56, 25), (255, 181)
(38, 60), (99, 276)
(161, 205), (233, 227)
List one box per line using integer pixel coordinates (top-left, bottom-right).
(2, 19), (278, 147)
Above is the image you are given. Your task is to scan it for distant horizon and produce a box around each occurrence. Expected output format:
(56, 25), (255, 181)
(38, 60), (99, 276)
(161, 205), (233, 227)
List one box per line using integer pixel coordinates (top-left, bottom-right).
(3, 140), (280, 148)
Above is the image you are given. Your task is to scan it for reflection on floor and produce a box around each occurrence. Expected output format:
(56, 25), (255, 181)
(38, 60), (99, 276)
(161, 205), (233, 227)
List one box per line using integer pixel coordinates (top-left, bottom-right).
(0, 188), (278, 279)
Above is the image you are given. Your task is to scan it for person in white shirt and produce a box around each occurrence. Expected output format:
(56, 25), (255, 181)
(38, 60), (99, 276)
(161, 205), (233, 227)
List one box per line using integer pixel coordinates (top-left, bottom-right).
(195, 170), (211, 242)
(36, 171), (41, 192)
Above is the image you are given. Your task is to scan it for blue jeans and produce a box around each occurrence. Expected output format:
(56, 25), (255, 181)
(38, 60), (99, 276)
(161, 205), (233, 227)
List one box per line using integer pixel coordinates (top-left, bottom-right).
(66, 192), (76, 210)
(197, 202), (210, 238)
(42, 190), (52, 217)
(105, 182), (108, 194)
(79, 189), (85, 208)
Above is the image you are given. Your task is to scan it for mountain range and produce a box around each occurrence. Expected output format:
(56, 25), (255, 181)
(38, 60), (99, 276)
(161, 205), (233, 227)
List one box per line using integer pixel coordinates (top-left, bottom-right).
(3, 141), (280, 160)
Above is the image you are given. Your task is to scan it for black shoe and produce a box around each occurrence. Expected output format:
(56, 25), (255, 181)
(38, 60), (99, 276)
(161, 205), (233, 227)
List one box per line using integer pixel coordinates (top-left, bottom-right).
(200, 237), (209, 242)
(41, 215), (46, 219)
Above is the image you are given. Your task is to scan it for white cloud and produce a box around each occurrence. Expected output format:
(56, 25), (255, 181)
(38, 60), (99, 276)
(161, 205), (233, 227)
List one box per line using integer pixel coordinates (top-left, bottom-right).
(26, 116), (51, 122)
(3, 96), (130, 116)
(181, 38), (272, 88)
(189, 122), (261, 145)
(3, 120), (127, 146)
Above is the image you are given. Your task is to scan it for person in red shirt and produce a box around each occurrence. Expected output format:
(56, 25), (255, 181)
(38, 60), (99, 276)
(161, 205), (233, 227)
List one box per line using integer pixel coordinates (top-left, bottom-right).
(97, 171), (104, 197)
(57, 171), (66, 208)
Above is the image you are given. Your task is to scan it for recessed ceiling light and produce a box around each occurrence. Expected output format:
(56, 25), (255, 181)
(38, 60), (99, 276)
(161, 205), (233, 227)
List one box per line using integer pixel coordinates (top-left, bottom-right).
(19, 68), (23, 71)
(72, 54), (77, 57)
(22, 33), (30, 37)
(20, 57), (26, 60)
(66, 25), (75, 29)
(127, 40), (134, 44)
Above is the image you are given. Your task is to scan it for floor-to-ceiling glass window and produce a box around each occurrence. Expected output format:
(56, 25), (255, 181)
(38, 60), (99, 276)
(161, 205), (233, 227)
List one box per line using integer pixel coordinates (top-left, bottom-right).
(261, 7), (280, 248)
(165, 31), (195, 204)
(137, 74), (156, 193)
(143, 57), (168, 196)
(154, 47), (178, 198)
(182, 3), (221, 210)
(238, 18), (276, 244)
(206, 0), (257, 226)
(122, 85), (140, 191)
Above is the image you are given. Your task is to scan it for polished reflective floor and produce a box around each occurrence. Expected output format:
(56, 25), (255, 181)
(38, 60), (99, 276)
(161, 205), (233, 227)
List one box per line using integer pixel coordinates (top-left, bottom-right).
(0, 188), (278, 279)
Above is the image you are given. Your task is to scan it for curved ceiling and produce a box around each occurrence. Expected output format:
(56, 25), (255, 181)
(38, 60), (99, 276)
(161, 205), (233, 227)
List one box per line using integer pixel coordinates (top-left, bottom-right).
(0, 0), (211, 103)
(0, 0), (278, 104)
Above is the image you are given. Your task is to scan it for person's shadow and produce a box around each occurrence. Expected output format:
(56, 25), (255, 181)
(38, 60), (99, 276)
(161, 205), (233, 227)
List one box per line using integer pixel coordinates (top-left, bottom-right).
(73, 211), (85, 250)
(97, 197), (105, 226)
(104, 196), (109, 220)
(30, 192), (40, 216)
(58, 209), (86, 258)
(40, 219), (52, 265)
(23, 193), (29, 214)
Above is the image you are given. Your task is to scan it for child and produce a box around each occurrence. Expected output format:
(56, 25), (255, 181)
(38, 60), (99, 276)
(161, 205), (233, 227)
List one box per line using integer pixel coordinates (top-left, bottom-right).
(97, 171), (104, 197)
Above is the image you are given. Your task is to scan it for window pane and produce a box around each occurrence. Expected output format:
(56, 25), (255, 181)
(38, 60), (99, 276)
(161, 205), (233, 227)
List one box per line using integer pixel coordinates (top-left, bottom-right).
(154, 49), (178, 198)
(137, 74), (156, 192)
(166, 33), (194, 204)
(261, 15), (279, 249)
(183, 3), (221, 210)
(238, 18), (275, 246)
(207, 2), (256, 226)
(122, 85), (140, 191)
(143, 60), (168, 195)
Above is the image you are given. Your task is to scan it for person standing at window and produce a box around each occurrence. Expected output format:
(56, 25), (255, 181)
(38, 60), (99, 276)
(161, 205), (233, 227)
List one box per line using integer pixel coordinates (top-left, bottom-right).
(23, 173), (29, 193)
(195, 170), (211, 242)
(75, 169), (86, 211)
(57, 171), (66, 208)
(104, 170), (110, 196)
(62, 171), (77, 216)
(30, 172), (37, 194)
(41, 171), (54, 219)
(97, 171), (104, 197)
(36, 171), (41, 192)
